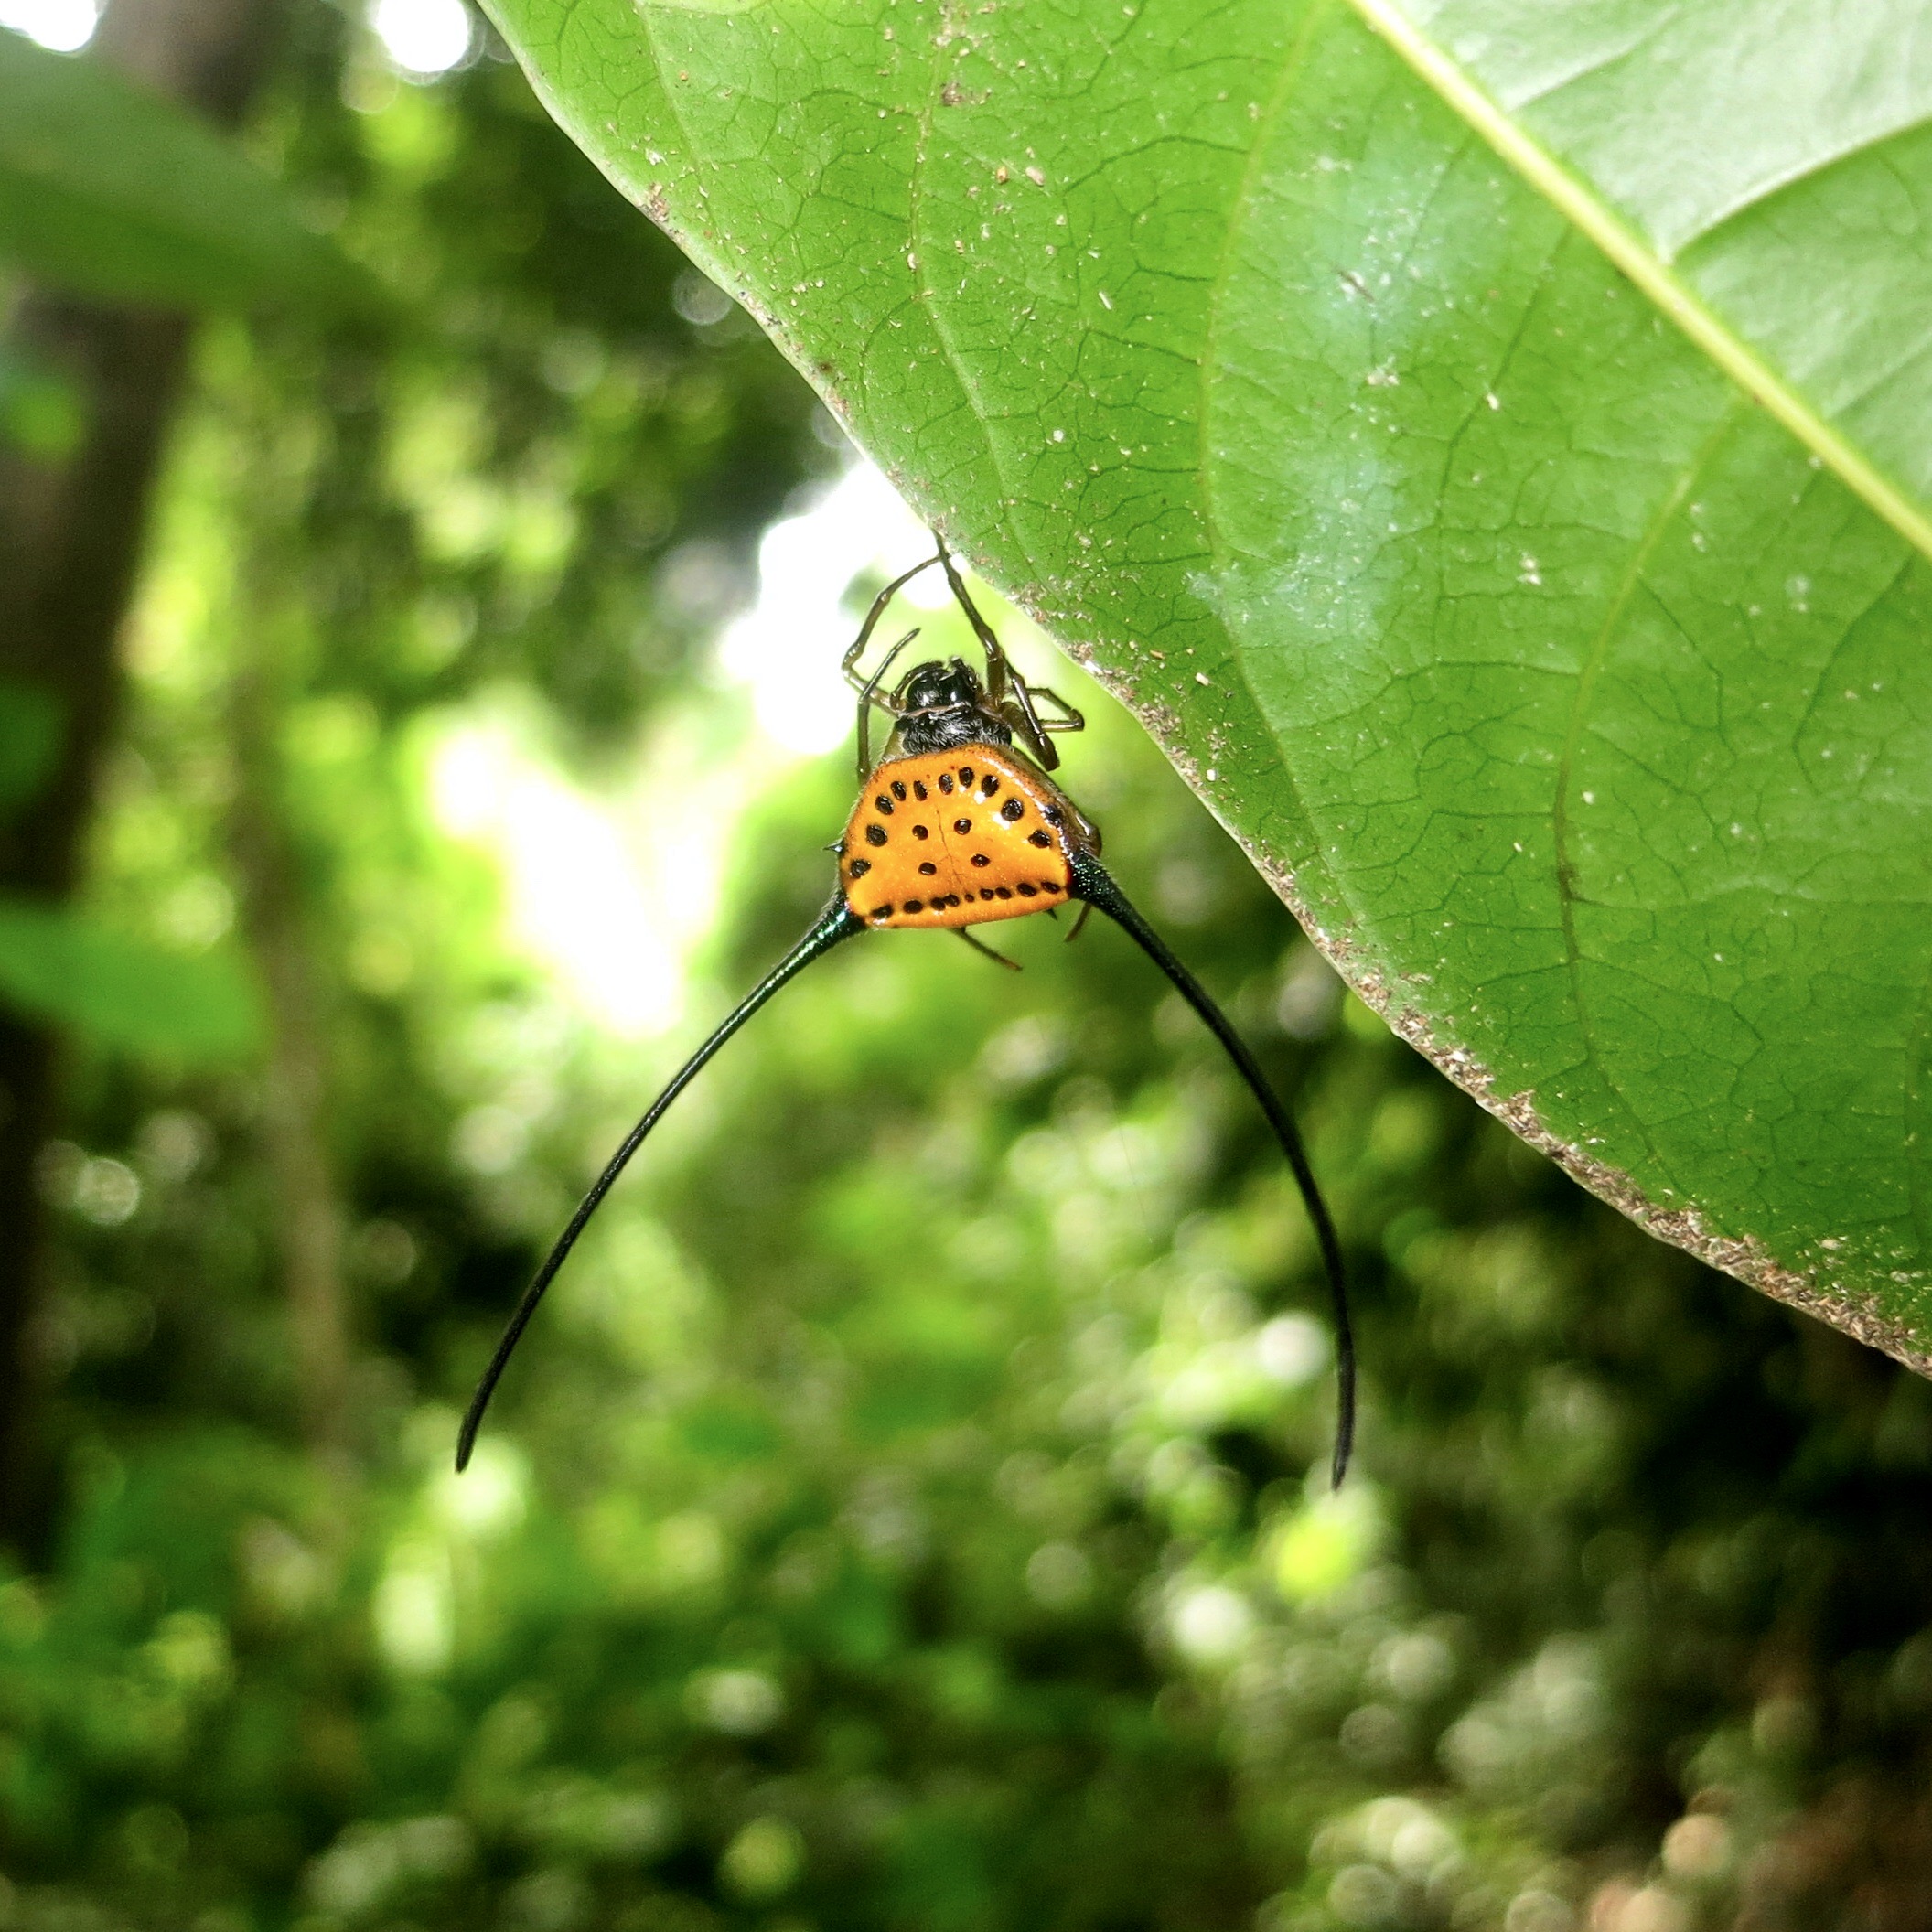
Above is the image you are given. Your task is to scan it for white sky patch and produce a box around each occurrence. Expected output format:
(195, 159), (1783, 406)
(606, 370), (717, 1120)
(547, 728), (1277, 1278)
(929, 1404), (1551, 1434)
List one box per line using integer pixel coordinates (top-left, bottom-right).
(430, 710), (734, 1040)
(369, 0), (471, 77)
(0, 0), (96, 51)
(426, 456), (989, 1039)
(716, 460), (944, 756)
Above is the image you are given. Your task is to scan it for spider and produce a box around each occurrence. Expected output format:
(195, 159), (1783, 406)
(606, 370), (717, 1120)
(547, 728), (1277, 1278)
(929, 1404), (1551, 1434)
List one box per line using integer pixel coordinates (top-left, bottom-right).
(458, 542), (1354, 1483)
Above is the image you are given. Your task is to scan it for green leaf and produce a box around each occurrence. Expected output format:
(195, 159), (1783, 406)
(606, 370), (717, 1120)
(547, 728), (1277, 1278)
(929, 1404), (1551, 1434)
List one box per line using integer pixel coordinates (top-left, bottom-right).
(0, 899), (263, 1063)
(0, 27), (377, 313)
(1350, 0), (1932, 559)
(483, 0), (1932, 1365)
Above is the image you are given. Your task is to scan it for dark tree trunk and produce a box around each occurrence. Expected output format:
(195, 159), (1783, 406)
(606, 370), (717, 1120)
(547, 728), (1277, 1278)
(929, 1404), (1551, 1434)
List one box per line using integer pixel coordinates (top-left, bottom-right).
(0, 0), (282, 1551)
(225, 650), (351, 1460)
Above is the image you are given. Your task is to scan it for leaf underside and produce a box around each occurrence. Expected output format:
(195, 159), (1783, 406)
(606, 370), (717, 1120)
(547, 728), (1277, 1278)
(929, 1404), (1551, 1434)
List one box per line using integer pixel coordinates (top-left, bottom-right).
(483, 0), (1932, 1367)
(1358, 0), (1932, 559)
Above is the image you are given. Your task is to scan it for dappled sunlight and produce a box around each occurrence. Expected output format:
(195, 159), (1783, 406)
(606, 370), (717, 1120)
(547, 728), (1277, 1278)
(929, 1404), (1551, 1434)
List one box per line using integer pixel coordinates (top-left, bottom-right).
(373, 1421), (530, 1676)
(0, 0), (94, 51)
(368, 0), (472, 79)
(429, 716), (713, 1041)
(715, 458), (936, 755)
(423, 456), (999, 1039)
(1267, 1482), (1389, 1607)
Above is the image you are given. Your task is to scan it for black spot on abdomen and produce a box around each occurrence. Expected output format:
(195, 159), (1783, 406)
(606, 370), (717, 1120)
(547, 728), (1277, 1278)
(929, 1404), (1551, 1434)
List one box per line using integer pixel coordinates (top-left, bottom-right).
(864, 823), (888, 847)
(1000, 796), (1025, 822)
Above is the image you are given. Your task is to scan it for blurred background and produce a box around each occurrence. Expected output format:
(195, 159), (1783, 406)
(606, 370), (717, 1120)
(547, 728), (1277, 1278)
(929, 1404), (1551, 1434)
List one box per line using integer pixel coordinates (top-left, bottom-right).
(3, 3), (1931, 1928)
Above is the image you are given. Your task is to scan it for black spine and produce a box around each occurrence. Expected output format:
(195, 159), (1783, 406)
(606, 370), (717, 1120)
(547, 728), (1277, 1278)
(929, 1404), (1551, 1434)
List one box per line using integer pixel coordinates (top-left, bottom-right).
(456, 894), (867, 1471)
(1069, 852), (1356, 1485)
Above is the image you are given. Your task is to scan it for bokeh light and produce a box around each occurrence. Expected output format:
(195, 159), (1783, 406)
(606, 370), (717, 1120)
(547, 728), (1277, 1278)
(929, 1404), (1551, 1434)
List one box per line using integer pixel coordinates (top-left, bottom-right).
(716, 459), (937, 754)
(369, 0), (471, 78)
(0, 0), (96, 52)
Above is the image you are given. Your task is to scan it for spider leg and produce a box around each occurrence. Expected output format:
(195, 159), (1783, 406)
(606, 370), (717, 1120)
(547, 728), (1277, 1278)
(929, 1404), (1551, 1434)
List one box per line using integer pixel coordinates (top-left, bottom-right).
(933, 534), (1066, 767)
(956, 928), (1022, 971)
(1062, 901), (1094, 943)
(842, 552), (944, 694)
(853, 628), (918, 779)
(934, 533), (1008, 673)
(1025, 683), (1086, 735)
(994, 690), (1060, 770)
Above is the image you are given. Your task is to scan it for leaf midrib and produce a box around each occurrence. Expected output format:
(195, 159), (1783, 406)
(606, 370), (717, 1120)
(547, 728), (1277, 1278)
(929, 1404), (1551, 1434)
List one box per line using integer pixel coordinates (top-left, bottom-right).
(1343, 0), (1932, 567)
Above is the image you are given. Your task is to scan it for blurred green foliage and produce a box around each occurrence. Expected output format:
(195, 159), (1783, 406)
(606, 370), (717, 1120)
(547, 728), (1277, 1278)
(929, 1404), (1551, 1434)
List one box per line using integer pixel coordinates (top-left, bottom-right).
(3, 8), (1931, 1932)
(0, 659), (260, 1066)
(0, 24), (372, 312)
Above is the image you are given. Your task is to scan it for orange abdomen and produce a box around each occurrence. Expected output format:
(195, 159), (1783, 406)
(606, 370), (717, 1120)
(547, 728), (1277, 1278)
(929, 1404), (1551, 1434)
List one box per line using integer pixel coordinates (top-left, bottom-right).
(840, 746), (1081, 929)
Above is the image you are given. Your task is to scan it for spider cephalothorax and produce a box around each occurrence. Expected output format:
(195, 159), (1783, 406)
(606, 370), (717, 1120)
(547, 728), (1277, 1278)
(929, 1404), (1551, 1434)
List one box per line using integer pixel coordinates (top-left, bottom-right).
(891, 657), (987, 726)
(458, 541), (1356, 1486)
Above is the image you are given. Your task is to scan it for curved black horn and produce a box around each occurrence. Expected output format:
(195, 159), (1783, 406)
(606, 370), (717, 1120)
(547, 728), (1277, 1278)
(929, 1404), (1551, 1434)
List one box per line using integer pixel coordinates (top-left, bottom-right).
(456, 894), (867, 1471)
(1069, 852), (1356, 1486)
